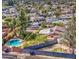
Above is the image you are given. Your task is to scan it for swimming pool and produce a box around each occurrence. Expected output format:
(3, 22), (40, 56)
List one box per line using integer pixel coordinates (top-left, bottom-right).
(6, 38), (22, 47)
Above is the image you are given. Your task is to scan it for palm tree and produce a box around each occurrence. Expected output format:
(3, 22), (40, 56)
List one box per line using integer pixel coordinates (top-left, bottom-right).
(4, 17), (15, 31)
(18, 9), (29, 39)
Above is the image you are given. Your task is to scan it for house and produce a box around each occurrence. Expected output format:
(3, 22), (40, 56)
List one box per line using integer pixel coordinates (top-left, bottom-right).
(2, 6), (18, 19)
(39, 26), (65, 40)
(28, 22), (40, 30)
(2, 25), (9, 37)
(59, 15), (71, 20)
(46, 17), (53, 23)
(30, 16), (36, 22)
(47, 26), (65, 40)
(39, 26), (65, 35)
(39, 28), (53, 35)
(9, 7), (16, 13)
(43, 4), (49, 9)
(52, 26), (65, 32)
(26, 27), (38, 33)
(30, 8), (37, 13)
(31, 22), (39, 27)
(38, 16), (45, 21)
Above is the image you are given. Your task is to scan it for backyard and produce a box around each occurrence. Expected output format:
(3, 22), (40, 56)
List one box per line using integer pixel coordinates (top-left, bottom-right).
(2, 0), (76, 59)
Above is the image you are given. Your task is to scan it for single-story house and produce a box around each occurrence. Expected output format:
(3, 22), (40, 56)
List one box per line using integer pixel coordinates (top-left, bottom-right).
(52, 26), (65, 32)
(46, 17), (53, 23)
(39, 26), (65, 35)
(39, 28), (53, 35)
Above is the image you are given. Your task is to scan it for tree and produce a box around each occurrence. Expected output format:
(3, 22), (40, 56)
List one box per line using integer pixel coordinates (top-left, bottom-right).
(41, 22), (47, 28)
(60, 2), (76, 54)
(54, 3), (61, 20)
(3, 17), (20, 40)
(61, 16), (76, 54)
(9, 19), (17, 31)
(13, 0), (17, 4)
(18, 9), (29, 39)
(4, 17), (14, 31)
(7, 0), (14, 6)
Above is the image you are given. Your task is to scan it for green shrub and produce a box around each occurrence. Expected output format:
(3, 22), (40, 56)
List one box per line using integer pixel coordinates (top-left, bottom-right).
(52, 22), (64, 27)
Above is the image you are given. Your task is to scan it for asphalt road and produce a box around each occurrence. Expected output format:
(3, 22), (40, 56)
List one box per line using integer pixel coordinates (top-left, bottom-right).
(17, 55), (72, 59)
(3, 53), (72, 59)
(3, 55), (72, 59)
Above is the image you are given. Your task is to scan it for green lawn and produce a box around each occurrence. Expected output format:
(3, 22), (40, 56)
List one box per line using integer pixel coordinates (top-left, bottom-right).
(51, 48), (64, 53)
(22, 35), (47, 48)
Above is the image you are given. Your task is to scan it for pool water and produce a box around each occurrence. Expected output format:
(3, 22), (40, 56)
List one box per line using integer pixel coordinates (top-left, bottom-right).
(6, 38), (22, 47)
